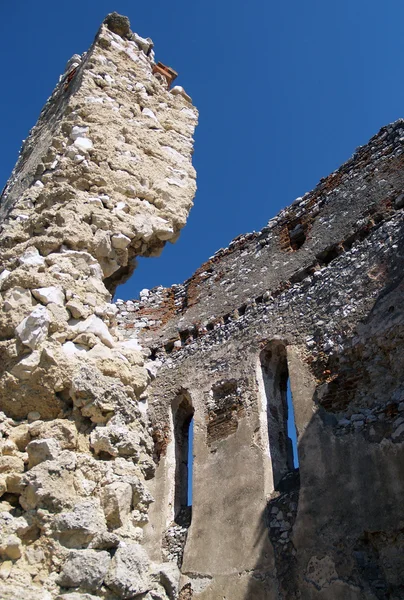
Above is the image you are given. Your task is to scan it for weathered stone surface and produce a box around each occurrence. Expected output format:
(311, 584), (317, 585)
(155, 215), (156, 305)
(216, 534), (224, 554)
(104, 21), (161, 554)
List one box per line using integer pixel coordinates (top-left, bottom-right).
(105, 543), (151, 598)
(26, 437), (61, 468)
(15, 305), (50, 349)
(100, 481), (133, 529)
(58, 549), (110, 590)
(52, 500), (107, 548)
(1, 6), (403, 600)
(32, 286), (65, 306)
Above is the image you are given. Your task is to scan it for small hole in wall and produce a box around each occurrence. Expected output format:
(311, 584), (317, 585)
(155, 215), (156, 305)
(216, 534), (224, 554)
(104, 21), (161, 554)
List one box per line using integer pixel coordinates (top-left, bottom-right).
(238, 304), (247, 316)
(179, 329), (190, 344)
(165, 341), (175, 354)
(149, 348), (159, 361)
(388, 306), (395, 313)
(316, 244), (342, 266)
(288, 223), (306, 250)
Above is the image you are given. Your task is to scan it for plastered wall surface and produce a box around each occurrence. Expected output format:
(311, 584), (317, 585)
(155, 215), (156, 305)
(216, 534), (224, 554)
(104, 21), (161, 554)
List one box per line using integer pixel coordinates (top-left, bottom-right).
(119, 122), (404, 598)
(1, 11), (404, 600)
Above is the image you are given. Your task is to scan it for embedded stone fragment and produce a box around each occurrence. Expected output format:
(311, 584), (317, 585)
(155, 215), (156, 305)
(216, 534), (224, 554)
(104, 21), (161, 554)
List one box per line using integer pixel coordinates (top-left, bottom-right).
(66, 299), (91, 319)
(69, 314), (115, 347)
(171, 85), (192, 104)
(70, 126), (89, 140)
(19, 247), (45, 267)
(26, 437), (61, 468)
(3, 286), (32, 312)
(11, 350), (41, 380)
(20, 451), (77, 511)
(0, 269), (11, 289)
(29, 418), (78, 450)
(101, 481), (133, 529)
(58, 549), (110, 590)
(90, 419), (141, 459)
(0, 584), (52, 600)
(111, 233), (131, 249)
(53, 500), (107, 548)
(105, 543), (151, 598)
(154, 562), (181, 600)
(62, 341), (88, 357)
(74, 137), (93, 152)
(32, 286), (65, 306)
(15, 306), (50, 349)
(0, 534), (22, 560)
(0, 455), (24, 474)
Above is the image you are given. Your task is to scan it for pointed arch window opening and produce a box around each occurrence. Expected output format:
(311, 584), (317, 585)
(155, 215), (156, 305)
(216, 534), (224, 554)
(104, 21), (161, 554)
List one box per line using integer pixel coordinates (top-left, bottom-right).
(172, 393), (194, 526)
(260, 343), (299, 491)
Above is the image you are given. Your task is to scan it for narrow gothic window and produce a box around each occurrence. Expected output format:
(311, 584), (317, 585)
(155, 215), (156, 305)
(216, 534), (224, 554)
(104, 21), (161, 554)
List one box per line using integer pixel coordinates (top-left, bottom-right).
(260, 343), (299, 489)
(173, 393), (194, 520)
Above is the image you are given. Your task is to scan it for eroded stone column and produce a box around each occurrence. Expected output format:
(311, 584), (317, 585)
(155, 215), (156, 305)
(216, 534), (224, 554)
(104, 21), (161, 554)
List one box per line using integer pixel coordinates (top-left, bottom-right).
(0, 12), (197, 600)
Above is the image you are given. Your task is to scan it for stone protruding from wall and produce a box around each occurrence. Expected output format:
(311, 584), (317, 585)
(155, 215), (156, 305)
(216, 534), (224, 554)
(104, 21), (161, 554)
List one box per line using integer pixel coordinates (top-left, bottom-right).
(0, 13), (197, 600)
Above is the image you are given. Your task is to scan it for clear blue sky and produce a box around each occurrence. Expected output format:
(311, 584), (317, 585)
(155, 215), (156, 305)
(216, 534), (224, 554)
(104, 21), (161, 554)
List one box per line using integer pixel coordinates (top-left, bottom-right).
(1, 1), (404, 299)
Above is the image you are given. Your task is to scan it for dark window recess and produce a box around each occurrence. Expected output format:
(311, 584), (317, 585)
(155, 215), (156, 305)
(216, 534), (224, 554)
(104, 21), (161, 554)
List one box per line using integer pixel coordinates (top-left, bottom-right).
(238, 304), (247, 316)
(316, 243), (342, 266)
(164, 340), (175, 354)
(179, 329), (190, 344)
(173, 393), (194, 522)
(260, 343), (299, 489)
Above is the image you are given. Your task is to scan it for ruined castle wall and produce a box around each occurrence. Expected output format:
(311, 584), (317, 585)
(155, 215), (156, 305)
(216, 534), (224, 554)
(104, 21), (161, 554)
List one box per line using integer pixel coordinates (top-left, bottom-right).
(0, 14), (197, 600)
(118, 122), (404, 599)
(1, 11), (404, 600)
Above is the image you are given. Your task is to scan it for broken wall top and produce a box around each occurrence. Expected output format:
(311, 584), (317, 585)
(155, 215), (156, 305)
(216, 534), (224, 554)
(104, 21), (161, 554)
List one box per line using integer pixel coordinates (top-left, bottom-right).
(117, 120), (404, 350)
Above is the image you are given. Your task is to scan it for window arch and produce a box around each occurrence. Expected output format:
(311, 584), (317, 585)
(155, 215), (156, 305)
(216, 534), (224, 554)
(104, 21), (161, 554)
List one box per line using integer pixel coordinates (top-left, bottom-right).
(259, 342), (299, 489)
(172, 391), (194, 520)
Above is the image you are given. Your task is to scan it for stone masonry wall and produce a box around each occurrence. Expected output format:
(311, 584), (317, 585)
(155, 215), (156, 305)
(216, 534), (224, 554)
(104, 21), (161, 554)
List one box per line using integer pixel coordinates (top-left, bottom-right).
(2, 10), (404, 600)
(0, 13), (197, 600)
(118, 121), (404, 599)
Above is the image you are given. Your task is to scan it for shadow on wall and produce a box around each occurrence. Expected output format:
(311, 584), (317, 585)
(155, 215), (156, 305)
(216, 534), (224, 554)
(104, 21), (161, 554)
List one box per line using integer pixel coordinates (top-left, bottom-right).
(243, 260), (404, 598)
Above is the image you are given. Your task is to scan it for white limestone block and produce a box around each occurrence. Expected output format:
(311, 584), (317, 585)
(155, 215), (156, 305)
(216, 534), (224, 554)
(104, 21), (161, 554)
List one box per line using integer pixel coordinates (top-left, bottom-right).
(16, 306), (50, 349)
(118, 339), (142, 351)
(69, 314), (115, 348)
(150, 216), (174, 240)
(142, 107), (158, 121)
(32, 286), (65, 306)
(70, 126), (89, 140)
(62, 341), (88, 357)
(19, 247), (45, 267)
(132, 214), (154, 241)
(0, 269), (11, 289)
(171, 85), (192, 103)
(74, 137), (93, 152)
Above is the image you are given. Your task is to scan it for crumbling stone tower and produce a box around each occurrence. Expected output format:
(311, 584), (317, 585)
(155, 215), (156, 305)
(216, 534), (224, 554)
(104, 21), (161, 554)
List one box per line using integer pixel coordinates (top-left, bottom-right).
(1, 11), (404, 600)
(0, 13), (197, 600)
